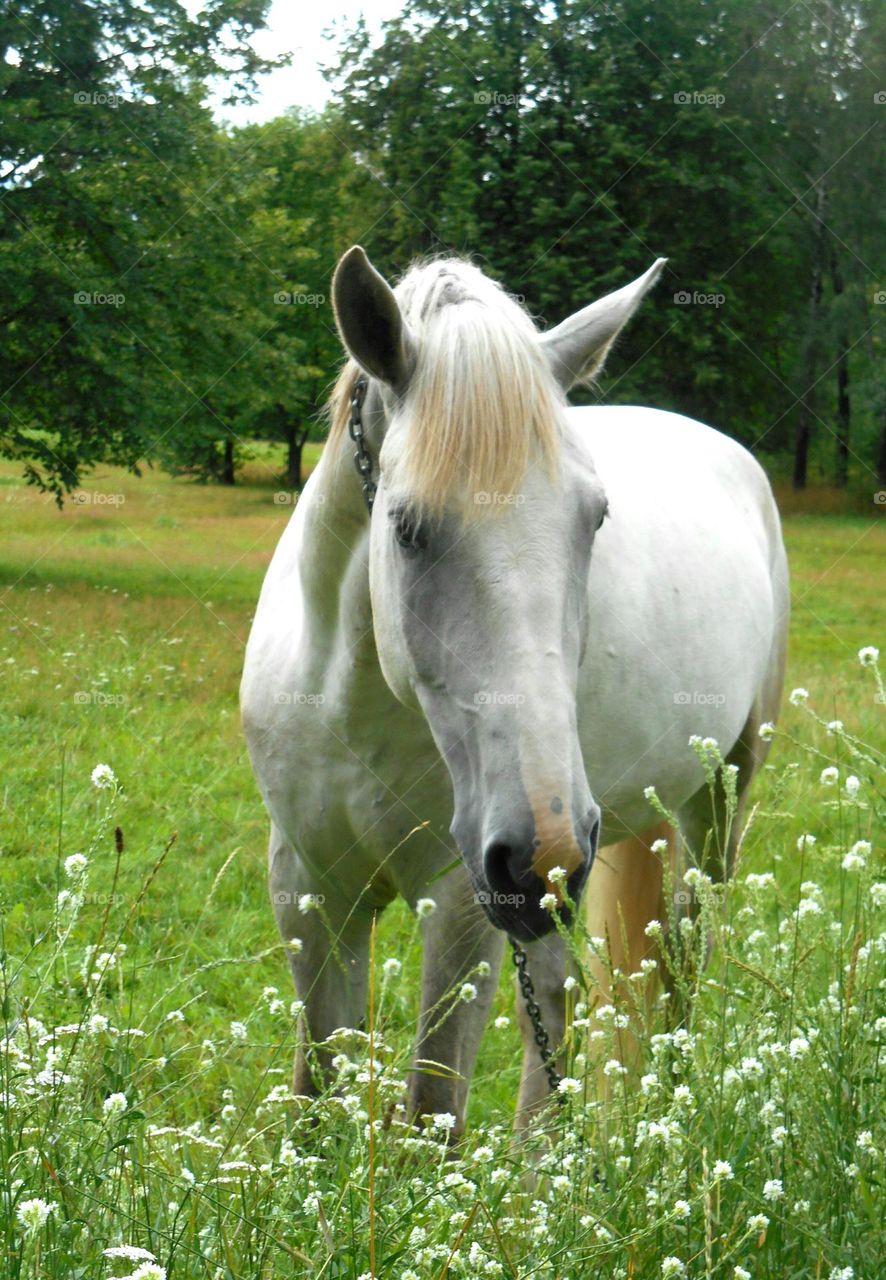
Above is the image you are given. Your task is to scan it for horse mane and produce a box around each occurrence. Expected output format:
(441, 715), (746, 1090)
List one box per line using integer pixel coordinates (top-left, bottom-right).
(326, 257), (563, 519)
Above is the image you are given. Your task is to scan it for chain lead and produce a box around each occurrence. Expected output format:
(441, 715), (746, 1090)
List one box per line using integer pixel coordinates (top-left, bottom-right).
(509, 936), (564, 1101)
(348, 375), (376, 514)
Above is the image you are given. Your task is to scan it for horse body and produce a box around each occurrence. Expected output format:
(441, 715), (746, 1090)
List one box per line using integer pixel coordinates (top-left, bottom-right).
(241, 247), (787, 1130)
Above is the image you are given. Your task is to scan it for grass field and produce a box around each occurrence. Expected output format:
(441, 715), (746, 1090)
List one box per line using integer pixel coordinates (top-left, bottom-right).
(0, 456), (883, 1279)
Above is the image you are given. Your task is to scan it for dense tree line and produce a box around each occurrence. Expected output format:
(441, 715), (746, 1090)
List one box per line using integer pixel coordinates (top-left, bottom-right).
(1, 0), (884, 498)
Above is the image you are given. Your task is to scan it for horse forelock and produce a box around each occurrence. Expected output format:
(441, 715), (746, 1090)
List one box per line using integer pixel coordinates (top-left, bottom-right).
(328, 257), (563, 519)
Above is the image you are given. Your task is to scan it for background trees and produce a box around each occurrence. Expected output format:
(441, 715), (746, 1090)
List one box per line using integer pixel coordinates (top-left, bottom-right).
(1, 0), (883, 496)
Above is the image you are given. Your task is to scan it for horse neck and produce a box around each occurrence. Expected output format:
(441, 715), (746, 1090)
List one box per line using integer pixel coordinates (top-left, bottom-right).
(298, 429), (372, 610)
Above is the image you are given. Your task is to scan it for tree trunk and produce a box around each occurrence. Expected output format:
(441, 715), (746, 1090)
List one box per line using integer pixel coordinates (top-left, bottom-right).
(830, 249), (850, 487)
(221, 436), (235, 485)
(876, 404), (886, 490)
(793, 181), (828, 490)
(287, 427), (303, 490)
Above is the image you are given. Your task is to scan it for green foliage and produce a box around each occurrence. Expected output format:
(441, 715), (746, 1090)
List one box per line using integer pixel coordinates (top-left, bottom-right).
(327, 0), (886, 483)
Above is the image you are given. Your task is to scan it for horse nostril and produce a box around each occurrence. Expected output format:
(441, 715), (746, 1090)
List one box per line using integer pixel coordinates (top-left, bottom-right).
(484, 838), (517, 892)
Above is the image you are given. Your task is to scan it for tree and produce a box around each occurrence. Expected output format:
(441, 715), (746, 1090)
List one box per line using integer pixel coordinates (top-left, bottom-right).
(0, 0), (276, 499)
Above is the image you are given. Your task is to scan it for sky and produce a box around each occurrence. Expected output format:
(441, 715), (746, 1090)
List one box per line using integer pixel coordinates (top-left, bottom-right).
(212, 1), (406, 125)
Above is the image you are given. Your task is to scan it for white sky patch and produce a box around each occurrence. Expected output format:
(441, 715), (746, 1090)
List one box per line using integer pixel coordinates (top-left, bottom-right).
(205, 1), (406, 125)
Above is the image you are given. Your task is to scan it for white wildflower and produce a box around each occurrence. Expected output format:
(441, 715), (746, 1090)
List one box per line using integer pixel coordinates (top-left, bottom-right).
(382, 958), (401, 977)
(539, 892), (558, 911)
(91, 763), (116, 789)
(458, 983), (477, 1003)
(603, 1058), (628, 1078)
(758, 721), (776, 740)
(762, 1178), (784, 1202)
(229, 1021), (248, 1040)
(494, 1015), (509, 1029)
(64, 853), (88, 879)
(557, 1077), (582, 1096)
(103, 1092), (128, 1118)
(748, 1213), (769, 1231)
(129, 1264), (166, 1280)
(712, 1160), (734, 1180)
(820, 766), (839, 786)
(103, 1247), (157, 1262)
(672, 1199), (690, 1219)
(844, 775), (860, 798)
(797, 833), (816, 852)
(858, 646), (879, 667)
(416, 898), (436, 918)
(16, 1198), (57, 1233)
(661, 1258), (686, 1278)
(788, 687), (808, 706)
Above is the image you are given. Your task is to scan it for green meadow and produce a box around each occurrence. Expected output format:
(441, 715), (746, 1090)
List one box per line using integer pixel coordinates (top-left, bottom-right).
(0, 457), (882, 1279)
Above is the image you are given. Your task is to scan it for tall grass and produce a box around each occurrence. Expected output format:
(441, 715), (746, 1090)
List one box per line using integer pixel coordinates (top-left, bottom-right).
(1, 654), (882, 1279)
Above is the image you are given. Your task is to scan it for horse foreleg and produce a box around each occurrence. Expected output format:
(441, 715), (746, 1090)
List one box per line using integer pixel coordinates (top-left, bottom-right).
(584, 822), (670, 1081)
(408, 869), (504, 1137)
(268, 824), (374, 1096)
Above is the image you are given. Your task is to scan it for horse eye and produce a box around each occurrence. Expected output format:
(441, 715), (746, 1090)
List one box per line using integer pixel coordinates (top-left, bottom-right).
(392, 509), (427, 553)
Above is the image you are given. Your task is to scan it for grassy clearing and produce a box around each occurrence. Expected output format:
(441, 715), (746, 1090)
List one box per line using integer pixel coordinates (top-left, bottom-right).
(0, 461), (883, 1278)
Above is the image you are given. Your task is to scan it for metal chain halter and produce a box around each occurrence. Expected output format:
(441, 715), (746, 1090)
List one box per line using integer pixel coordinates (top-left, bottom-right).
(509, 936), (564, 1100)
(348, 375), (376, 513)
(347, 377), (562, 1100)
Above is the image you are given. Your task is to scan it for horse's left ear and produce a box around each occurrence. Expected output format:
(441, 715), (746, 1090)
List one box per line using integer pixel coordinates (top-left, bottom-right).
(540, 258), (668, 391)
(332, 245), (416, 389)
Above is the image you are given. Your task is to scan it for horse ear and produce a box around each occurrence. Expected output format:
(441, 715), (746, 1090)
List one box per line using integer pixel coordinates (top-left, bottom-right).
(332, 245), (416, 388)
(540, 258), (667, 391)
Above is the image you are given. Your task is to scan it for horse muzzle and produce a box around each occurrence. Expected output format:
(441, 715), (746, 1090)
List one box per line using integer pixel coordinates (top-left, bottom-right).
(472, 801), (600, 939)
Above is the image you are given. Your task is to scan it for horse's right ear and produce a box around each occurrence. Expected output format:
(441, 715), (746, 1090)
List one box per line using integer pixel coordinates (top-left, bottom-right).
(332, 246), (416, 389)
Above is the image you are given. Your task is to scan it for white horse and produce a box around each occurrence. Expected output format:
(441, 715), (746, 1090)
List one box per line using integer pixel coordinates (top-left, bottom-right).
(241, 246), (788, 1132)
